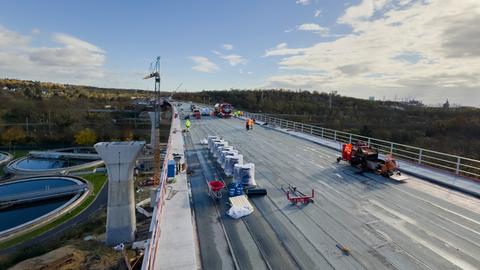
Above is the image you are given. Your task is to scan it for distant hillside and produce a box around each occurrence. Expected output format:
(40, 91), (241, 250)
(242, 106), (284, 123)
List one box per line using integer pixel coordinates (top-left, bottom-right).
(0, 78), (151, 99)
(174, 90), (480, 160)
(0, 79), (155, 148)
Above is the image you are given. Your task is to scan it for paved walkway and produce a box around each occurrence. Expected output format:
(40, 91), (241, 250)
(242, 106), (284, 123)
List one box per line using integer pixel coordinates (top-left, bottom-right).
(151, 110), (198, 270)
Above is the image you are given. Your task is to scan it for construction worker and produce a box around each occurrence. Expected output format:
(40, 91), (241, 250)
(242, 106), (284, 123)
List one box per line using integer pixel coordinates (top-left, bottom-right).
(185, 119), (191, 132)
(245, 118), (250, 131)
(247, 118), (254, 131)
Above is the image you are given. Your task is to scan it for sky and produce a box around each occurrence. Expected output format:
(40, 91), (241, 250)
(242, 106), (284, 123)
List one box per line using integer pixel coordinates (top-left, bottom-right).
(0, 0), (479, 106)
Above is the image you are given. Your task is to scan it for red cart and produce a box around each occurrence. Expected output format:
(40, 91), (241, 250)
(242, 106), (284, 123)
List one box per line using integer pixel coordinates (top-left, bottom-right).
(282, 185), (314, 205)
(208, 180), (225, 199)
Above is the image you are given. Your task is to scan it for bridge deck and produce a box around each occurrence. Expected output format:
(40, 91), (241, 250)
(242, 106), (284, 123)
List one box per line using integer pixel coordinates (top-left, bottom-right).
(185, 116), (480, 270)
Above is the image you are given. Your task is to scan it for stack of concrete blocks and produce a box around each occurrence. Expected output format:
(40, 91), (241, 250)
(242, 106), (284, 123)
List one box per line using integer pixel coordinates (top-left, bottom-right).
(213, 141), (228, 158)
(234, 163), (256, 187)
(209, 138), (220, 153)
(94, 141), (145, 246)
(210, 139), (223, 155)
(225, 154), (244, 177)
(217, 146), (233, 164)
(220, 150), (238, 169)
(207, 136), (219, 150)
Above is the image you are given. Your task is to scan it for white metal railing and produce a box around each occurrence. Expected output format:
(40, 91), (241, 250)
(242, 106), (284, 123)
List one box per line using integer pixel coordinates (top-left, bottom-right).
(241, 111), (480, 179)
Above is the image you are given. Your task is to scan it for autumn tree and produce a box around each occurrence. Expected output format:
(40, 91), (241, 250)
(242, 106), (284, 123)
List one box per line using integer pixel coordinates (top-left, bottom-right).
(1, 127), (26, 146)
(74, 128), (97, 146)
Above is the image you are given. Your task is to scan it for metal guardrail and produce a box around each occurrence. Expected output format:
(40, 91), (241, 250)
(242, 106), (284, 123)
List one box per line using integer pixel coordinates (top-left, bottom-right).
(241, 111), (480, 179)
(142, 107), (176, 269)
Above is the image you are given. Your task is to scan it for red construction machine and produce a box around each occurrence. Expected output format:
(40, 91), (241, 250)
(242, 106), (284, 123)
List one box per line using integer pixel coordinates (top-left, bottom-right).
(214, 103), (233, 118)
(193, 108), (201, 119)
(337, 141), (402, 179)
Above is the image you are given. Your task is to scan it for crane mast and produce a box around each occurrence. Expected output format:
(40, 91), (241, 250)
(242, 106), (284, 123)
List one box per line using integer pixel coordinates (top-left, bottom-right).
(144, 56), (161, 185)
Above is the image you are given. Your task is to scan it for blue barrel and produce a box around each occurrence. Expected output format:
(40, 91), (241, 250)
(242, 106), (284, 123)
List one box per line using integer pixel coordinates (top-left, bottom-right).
(235, 183), (243, 195)
(167, 160), (175, 177)
(228, 187), (236, 197)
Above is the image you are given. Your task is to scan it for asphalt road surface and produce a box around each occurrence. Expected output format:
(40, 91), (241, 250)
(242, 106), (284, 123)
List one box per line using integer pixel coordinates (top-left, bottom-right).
(184, 115), (480, 270)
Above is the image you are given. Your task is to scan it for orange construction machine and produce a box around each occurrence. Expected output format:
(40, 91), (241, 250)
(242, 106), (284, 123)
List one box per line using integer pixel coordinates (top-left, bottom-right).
(337, 141), (401, 178)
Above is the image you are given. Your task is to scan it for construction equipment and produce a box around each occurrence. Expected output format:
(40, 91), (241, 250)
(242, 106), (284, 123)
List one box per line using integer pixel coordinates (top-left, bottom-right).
(165, 82), (182, 103)
(143, 57), (161, 185)
(337, 141), (402, 179)
(200, 107), (210, 116)
(227, 194), (254, 219)
(208, 180), (225, 199)
(281, 185), (314, 205)
(245, 188), (267, 197)
(214, 103), (233, 118)
(193, 108), (201, 119)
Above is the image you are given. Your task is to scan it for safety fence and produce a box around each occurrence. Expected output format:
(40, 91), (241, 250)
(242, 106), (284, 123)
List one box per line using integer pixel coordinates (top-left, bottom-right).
(241, 111), (480, 180)
(141, 107), (176, 269)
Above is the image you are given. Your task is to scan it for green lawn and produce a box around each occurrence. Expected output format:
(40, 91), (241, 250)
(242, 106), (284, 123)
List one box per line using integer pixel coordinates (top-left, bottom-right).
(12, 150), (31, 160)
(0, 173), (107, 250)
(1, 150), (29, 177)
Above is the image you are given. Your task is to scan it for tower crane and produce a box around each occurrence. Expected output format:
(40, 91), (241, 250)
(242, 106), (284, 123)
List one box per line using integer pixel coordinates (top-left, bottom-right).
(168, 82), (183, 101)
(144, 56), (161, 185)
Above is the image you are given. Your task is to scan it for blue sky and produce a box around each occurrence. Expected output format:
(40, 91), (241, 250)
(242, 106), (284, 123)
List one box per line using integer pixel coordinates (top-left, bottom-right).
(0, 0), (479, 106)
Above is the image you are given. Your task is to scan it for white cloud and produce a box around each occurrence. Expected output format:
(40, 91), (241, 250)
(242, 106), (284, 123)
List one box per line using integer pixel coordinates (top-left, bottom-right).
(297, 23), (330, 35)
(29, 33), (105, 67)
(0, 26), (30, 47)
(222, 43), (234, 50)
(189, 56), (219, 72)
(263, 43), (304, 57)
(296, 0), (310, 5)
(338, 0), (388, 27)
(0, 25), (106, 81)
(221, 54), (247, 66)
(214, 50), (247, 66)
(31, 28), (41, 35)
(264, 0), (480, 106)
(314, 9), (322, 17)
(54, 33), (105, 54)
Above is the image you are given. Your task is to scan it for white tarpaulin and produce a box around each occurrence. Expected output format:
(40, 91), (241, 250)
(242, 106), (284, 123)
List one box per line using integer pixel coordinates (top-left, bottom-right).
(227, 195), (254, 219)
(227, 206), (254, 219)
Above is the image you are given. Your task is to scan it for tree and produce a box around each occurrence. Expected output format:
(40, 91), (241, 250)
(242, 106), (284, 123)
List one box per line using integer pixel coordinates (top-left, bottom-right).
(2, 127), (26, 145)
(74, 128), (97, 146)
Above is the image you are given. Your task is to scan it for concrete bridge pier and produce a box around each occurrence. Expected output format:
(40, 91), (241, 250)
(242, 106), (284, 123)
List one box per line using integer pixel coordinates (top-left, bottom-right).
(148, 111), (160, 148)
(94, 141), (145, 246)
